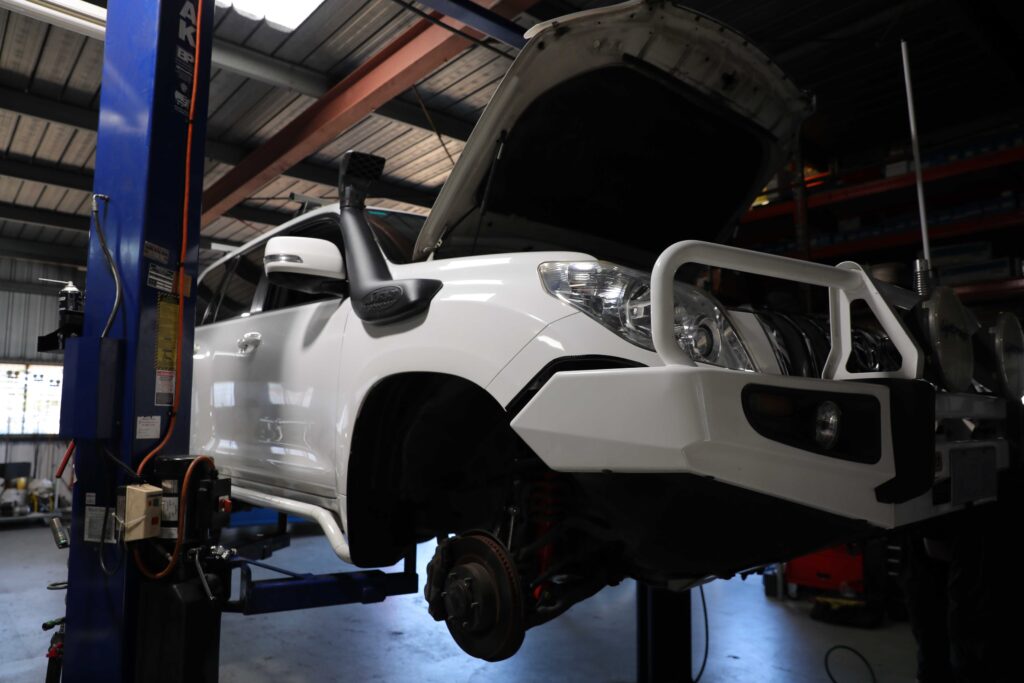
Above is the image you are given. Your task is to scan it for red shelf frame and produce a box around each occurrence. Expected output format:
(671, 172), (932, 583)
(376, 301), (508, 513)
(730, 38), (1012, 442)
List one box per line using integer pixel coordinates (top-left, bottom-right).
(743, 144), (1024, 224)
(782, 209), (1024, 261)
(953, 278), (1024, 303)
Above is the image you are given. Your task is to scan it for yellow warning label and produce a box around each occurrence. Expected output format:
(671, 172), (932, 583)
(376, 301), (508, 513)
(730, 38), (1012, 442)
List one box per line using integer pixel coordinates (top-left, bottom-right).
(155, 294), (179, 372)
(154, 294), (179, 406)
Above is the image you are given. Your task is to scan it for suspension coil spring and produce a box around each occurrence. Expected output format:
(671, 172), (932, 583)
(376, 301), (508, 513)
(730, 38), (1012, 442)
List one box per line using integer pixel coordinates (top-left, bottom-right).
(528, 473), (565, 525)
(528, 473), (566, 601)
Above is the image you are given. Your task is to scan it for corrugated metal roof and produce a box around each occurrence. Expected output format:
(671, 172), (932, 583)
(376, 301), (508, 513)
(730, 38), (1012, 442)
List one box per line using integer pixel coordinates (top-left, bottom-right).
(0, 0), (556, 253)
(2, 0), (1023, 258)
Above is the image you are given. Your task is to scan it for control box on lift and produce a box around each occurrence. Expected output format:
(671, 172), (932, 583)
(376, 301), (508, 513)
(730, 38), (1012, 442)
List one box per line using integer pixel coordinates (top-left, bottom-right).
(119, 484), (162, 542)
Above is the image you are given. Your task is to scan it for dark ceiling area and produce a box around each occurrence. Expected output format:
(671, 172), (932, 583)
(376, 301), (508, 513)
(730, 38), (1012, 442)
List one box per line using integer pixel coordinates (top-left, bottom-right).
(2, 0), (1022, 265)
(652, 0), (1024, 166)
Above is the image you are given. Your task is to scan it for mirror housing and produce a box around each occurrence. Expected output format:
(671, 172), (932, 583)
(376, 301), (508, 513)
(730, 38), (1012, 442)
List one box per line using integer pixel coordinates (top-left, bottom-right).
(264, 236), (346, 295)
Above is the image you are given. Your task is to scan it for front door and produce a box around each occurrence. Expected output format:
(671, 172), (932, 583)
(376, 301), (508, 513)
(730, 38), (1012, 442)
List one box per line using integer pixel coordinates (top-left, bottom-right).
(192, 215), (349, 498)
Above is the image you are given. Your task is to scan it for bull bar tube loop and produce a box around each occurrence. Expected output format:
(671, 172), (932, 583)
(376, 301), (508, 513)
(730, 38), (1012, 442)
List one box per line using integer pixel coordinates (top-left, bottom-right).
(650, 240), (922, 380)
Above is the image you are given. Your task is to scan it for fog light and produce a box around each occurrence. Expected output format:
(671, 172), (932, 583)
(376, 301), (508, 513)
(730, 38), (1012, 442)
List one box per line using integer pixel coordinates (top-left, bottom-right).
(815, 400), (841, 450)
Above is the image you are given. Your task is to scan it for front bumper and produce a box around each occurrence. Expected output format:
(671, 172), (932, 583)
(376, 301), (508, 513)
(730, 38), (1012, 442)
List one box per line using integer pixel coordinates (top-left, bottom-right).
(511, 363), (910, 528)
(508, 240), (1010, 532)
(511, 363), (1010, 531)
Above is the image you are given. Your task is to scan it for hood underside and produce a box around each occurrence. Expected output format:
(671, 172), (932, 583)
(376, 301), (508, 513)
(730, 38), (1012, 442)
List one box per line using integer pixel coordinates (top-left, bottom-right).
(414, 0), (812, 268)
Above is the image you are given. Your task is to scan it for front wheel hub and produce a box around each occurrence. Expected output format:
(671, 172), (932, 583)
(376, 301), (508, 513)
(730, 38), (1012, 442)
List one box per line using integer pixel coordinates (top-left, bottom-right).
(443, 562), (495, 633)
(425, 531), (525, 661)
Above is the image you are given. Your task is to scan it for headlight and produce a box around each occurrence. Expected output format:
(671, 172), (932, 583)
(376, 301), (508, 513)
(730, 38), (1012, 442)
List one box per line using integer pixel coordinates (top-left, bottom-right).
(919, 287), (977, 392)
(539, 261), (754, 370)
(993, 313), (1024, 401)
(978, 312), (1024, 402)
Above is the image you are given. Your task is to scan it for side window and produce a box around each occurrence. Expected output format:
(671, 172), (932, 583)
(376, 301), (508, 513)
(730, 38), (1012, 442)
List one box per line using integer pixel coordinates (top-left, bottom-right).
(196, 260), (231, 326)
(213, 245), (264, 322)
(261, 217), (346, 313)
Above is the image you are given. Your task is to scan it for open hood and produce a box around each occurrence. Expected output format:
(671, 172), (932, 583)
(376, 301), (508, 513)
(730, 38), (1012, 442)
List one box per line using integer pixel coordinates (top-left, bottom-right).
(413, 0), (812, 268)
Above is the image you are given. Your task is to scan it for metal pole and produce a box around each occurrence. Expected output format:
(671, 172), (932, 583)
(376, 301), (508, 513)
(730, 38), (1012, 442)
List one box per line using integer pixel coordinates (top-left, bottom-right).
(637, 583), (694, 683)
(900, 39), (932, 264)
(60, 0), (214, 680)
(791, 138), (814, 313)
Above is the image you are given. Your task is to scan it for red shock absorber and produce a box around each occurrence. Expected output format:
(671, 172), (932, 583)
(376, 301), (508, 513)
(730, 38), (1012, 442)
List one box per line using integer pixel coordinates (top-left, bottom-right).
(529, 472), (563, 602)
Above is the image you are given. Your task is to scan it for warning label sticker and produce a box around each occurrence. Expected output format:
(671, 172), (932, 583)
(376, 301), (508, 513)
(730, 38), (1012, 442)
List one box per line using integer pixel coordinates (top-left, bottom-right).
(136, 415), (161, 440)
(160, 495), (179, 523)
(143, 241), (170, 265)
(84, 505), (116, 544)
(147, 263), (175, 293)
(155, 370), (175, 407)
(154, 294), (178, 406)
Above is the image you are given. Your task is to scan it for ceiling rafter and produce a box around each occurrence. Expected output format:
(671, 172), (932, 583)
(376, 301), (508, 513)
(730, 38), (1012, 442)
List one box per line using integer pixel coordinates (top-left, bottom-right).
(0, 87), (440, 208)
(201, 0), (539, 226)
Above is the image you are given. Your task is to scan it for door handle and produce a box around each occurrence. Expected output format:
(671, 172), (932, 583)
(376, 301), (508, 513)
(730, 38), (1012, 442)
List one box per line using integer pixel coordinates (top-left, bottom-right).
(237, 332), (262, 354)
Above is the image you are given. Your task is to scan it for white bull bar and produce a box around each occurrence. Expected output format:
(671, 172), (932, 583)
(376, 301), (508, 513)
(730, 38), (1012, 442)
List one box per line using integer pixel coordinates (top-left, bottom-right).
(650, 241), (922, 380)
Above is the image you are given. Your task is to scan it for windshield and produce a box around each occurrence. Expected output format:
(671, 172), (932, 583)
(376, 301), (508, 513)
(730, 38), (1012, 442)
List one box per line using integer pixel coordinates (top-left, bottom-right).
(367, 209), (426, 264)
(431, 65), (770, 270)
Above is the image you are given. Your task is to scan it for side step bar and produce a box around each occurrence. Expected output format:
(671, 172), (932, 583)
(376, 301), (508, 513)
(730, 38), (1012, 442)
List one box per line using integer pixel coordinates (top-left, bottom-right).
(231, 485), (352, 563)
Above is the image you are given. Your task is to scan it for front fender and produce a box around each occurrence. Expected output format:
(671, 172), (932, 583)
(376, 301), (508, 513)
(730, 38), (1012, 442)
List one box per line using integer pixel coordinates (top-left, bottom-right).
(334, 253), (587, 502)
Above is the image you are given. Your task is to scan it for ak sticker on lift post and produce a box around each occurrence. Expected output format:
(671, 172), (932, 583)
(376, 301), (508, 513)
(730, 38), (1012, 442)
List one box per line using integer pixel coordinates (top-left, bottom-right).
(155, 294), (178, 406)
(174, 1), (198, 116)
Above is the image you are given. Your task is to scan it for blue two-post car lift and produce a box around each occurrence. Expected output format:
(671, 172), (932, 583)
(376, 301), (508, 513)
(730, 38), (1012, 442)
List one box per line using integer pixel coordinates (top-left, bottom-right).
(55, 1), (417, 681)
(60, 0), (216, 679)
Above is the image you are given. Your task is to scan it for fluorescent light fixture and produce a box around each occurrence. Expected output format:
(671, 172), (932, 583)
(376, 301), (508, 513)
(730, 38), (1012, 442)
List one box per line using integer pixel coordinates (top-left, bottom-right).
(216, 0), (326, 32)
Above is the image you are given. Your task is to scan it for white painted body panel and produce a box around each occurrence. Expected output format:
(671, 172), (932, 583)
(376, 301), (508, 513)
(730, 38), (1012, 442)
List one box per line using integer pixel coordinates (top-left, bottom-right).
(192, 247), (591, 529)
(326, 252), (589, 502)
(192, 299), (348, 499)
(510, 363), (900, 527)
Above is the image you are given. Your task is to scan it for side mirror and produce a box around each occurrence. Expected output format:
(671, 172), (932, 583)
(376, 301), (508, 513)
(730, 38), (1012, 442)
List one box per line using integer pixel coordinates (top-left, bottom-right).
(264, 236), (346, 295)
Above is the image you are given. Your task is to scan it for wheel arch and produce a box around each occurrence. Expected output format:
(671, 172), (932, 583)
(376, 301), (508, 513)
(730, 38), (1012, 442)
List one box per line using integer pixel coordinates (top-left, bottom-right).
(345, 371), (513, 567)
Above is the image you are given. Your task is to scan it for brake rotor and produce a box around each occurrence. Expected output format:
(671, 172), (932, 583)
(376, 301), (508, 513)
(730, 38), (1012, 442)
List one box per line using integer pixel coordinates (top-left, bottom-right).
(425, 531), (526, 662)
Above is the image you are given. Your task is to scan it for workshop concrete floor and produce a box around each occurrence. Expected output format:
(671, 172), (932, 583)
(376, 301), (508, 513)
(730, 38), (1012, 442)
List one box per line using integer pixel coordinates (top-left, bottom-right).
(2, 522), (918, 683)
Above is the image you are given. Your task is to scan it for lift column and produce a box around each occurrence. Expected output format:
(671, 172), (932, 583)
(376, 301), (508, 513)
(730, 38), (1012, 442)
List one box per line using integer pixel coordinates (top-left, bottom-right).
(637, 584), (695, 683)
(60, 0), (214, 680)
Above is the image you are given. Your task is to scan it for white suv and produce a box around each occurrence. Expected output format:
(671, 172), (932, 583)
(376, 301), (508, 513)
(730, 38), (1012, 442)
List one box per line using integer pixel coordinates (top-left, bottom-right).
(192, 0), (1018, 661)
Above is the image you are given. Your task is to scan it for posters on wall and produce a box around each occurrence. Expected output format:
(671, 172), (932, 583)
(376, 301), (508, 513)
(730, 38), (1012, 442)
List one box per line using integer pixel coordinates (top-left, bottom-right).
(0, 363), (63, 435)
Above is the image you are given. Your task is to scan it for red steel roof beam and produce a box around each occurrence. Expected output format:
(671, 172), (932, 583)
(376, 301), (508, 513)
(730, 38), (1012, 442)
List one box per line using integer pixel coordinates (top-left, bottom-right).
(201, 0), (538, 226)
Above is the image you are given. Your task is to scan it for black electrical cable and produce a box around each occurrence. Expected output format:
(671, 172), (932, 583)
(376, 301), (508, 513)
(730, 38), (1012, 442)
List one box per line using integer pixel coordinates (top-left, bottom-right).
(90, 194), (122, 338)
(89, 195), (139, 578)
(825, 644), (878, 683)
(412, 84), (456, 168)
(101, 446), (143, 482)
(694, 584), (709, 683)
(96, 448), (130, 577)
(385, 0), (516, 59)
(96, 498), (118, 577)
